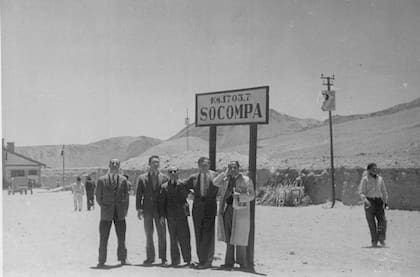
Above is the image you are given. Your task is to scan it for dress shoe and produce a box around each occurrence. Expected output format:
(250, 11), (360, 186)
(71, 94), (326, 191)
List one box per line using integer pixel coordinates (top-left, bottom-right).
(120, 259), (130, 265)
(220, 263), (234, 269)
(379, 240), (386, 247)
(143, 259), (154, 265)
(196, 262), (211, 269)
(160, 259), (169, 267)
(97, 263), (105, 268)
(182, 262), (193, 268)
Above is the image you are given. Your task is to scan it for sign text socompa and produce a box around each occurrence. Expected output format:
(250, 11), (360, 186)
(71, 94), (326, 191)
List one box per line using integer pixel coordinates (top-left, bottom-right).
(195, 86), (269, 126)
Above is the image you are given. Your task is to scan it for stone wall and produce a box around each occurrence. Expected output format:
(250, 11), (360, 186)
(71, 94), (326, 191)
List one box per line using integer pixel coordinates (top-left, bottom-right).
(41, 167), (420, 210)
(256, 167), (420, 211)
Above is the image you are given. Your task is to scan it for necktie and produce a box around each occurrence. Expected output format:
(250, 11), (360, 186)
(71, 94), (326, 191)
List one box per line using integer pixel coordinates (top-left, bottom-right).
(201, 173), (207, 196)
(112, 174), (117, 189)
(153, 173), (158, 190)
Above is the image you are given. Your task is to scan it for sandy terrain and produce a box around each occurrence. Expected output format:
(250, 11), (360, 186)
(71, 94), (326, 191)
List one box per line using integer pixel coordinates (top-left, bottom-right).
(3, 190), (420, 277)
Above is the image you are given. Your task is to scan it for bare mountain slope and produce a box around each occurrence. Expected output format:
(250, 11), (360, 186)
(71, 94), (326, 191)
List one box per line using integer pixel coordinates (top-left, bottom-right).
(170, 109), (322, 148)
(326, 97), (420, 125)
(121, 136), (265, 170)
(16, 136), (161, 168)
(225, 105), (420, 169)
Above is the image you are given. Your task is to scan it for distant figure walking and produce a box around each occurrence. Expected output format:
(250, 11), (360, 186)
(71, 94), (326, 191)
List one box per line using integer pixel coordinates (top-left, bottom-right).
(28, 179), (34, 195)
(71, 177), (85, 211)
(96, 159), (130, 267)
(358, 163), (388, 247)
(85, 176), (96, 211)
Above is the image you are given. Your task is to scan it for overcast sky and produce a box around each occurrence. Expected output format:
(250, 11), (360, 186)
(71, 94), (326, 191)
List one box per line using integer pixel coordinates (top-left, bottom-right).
(2, 0), (420, 146)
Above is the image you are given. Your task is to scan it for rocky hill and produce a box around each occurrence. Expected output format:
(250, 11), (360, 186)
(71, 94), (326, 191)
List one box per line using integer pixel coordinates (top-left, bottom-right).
(16, 136), (161, 168)
(225, 100), (420, 169)
(326, 97), (420, 125)
(170, 109), (322, 148)
(124, 97), (420, 170)
(15, 97), (420, 170)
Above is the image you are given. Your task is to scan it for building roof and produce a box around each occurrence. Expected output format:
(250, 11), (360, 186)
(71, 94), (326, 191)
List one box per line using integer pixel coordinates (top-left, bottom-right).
(2, 147), (47, 167)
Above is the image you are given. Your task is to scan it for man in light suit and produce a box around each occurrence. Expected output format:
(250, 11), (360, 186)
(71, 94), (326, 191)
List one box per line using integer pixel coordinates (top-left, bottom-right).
(182, 157), (219, 269)
(136, 155), (169, 265)
(96, 158), (129, 267)
(214, 161), (255, 270)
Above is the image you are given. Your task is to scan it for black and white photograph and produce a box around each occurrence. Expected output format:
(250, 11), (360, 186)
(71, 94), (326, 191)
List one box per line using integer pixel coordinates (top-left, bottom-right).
(2, 0), (420, 276)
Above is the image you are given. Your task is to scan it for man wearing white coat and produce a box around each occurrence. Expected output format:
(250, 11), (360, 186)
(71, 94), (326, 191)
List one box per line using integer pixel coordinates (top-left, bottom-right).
(213, 161), (255, 270)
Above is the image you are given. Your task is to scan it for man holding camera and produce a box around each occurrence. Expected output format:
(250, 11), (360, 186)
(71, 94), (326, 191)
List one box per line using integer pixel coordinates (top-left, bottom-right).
(214, 161), (255, 270)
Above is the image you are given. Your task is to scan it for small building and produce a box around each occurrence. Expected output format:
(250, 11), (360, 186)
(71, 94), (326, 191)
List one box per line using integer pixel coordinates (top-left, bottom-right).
(2, 141), (46, 188)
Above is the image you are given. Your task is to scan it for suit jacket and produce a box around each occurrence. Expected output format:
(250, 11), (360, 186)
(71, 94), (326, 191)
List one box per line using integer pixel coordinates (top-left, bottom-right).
(96, 174), (129, 221)
(215, 173), (255, 246)
(184, 170), (219, 218)
(158, 180), (190, 219)
(136, 171), (169, 215)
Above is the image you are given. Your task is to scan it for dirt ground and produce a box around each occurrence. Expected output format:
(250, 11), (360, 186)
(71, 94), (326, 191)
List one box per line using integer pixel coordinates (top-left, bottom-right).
(3, 190), (420, 277)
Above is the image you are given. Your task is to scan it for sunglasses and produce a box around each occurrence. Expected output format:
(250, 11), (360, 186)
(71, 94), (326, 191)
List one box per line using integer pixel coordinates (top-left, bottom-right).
(169, 170), (177, 174)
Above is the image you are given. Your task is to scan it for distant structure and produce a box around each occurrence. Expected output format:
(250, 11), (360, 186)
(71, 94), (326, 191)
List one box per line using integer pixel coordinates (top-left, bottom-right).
(2, 139), (46, 188)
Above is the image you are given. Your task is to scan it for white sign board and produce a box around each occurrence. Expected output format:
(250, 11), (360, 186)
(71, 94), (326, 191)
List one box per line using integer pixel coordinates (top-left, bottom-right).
(195, 86), (269, 126)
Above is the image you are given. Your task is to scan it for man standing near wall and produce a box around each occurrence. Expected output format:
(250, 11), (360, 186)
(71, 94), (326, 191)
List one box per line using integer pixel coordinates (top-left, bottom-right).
(182, 157), (218, 269)
(96, 159), (129, 267)
(214, 161), (255, 270)
(358, 163), (388, 247)
(136, 155), (169, 265)
(159, 166), (192, 267)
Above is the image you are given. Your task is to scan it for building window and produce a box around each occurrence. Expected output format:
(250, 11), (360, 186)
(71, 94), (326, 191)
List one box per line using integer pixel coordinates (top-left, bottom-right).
(11, 170), (25, 177)
(28, 170), (38, 175)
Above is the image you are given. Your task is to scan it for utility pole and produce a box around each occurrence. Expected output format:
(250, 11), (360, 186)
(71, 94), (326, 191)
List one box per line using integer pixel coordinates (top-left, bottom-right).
(185, 108), (190, 151)
(61, 145), (65, 187)
(321, 74), (336, 208)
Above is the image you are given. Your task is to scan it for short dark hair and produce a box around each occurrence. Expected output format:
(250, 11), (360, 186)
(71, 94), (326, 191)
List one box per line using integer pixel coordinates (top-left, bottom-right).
(229, 161), (240, 168)
(148, 155), (160, 164)
(197, 157), (209, 166)
(123, 174), (129, 179)
(367, 163), (377, 170)
(76, 176), (81, 181)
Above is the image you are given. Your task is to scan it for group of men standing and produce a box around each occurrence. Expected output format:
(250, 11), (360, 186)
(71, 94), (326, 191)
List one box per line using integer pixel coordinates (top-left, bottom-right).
(93, 155), (388, 270)
(95, 155), (255, 271)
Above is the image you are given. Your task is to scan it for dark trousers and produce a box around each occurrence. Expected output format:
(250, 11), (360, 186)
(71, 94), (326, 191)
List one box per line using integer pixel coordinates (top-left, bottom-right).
(167, 216), (191, 265)
(223, 204), (247, 267)
(98, 211), (127, 264)
(87, 195), (94, 210)
(144, 210), (167, 261)
(364, 198), (387, 244)
(192, 209), (215, 265)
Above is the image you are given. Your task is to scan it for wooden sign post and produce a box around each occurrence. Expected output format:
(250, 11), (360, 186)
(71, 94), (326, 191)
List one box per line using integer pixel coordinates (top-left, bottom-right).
(196, 86), (269, 271)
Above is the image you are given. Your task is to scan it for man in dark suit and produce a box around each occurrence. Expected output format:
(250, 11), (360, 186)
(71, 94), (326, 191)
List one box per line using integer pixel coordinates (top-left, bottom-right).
(95, 159), (129, 267)
(182, 157), (219, 269)
(158, 166), (192, 267)
(136, 155), (169, 265)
